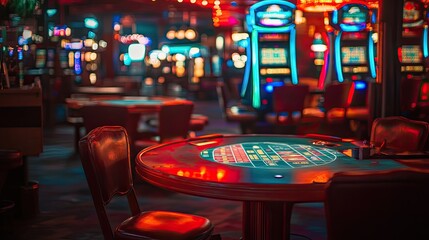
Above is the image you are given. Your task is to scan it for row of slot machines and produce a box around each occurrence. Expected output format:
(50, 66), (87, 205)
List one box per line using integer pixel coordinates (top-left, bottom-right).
(240, 0), (429, 114)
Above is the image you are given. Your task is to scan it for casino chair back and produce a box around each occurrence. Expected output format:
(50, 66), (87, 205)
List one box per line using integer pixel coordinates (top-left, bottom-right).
(302, 82), (353, 124)
(266, 84), (309, 125)
(370, 116), (429, 152)
(323, 82), (353, 113)
(81, 105), (141, 155)
(325, 169), (429, 240)
(158, 102), (194, 141)
(400, 78), (422, 116)
(79, 126), (214, 240)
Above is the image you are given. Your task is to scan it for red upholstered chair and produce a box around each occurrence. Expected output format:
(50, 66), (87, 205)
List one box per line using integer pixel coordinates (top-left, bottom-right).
(303, 82), (353, 123)
(265, 84), (310, 126)
(79, 126), (214, 240)
(370, 116), (429, 153)
(325, 169), (429, 240)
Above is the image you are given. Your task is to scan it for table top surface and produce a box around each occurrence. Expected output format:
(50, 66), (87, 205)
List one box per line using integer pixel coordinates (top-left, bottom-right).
(66, 96), (190, 109)
(135, 134), (412, 202)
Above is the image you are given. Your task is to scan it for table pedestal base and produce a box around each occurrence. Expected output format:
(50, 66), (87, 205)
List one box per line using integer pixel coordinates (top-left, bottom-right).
(242, 201), (294, 240)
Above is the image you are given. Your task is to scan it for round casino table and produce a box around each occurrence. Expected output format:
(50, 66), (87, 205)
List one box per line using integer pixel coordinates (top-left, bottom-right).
(135, 134), (409, 240)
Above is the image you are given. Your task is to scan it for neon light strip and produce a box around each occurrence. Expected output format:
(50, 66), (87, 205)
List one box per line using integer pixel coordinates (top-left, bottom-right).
(241, 37), (251, 97)
(318, 31), (331, 89)
(424, 26), (428, 58)
(318, 44), (329, 89)
(290, 27), (298, 84)
(335, 32), (344, 82)
(250, 0), (295, 14)
(368, 31), (376, 78)
(347, 82), (355, 105)
(251, 30), (261, 108)
(255, 24), (295, 33)
(339, 24), (366, 32)
(332, 10), (338, 25)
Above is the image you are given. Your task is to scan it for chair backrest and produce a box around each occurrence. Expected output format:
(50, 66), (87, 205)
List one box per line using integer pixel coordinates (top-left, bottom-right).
(323, 82), (353, 111)
(370, 116), (429, 152)
(79, 126), (140, 240)
(272, 84), (309, 113)
(158, 102), (194, 142)
(81, 105), (141, 146)
(325, 169), (429, 240)
(216, 82), (231, 114)
(400, 78), (422, 113)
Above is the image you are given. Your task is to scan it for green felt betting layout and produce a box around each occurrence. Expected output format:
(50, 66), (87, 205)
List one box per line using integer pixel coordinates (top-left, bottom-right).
(200, 142), (343, 168)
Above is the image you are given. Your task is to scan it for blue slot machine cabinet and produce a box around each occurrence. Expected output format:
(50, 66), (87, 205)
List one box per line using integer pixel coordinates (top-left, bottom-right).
(241, 0), (297, 112)
(331, 2), (377, 107)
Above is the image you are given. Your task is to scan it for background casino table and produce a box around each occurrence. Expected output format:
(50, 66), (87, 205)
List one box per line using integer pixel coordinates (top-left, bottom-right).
(65, 95), (189, 113)
(135, 134), (410, 240)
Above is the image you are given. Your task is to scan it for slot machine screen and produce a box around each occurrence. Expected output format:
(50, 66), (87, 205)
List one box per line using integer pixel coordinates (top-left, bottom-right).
(35, 49), (46, 68)
(341, 46), (367, 65)
(260, 48), (288, 66)
(400, 45), (422, 63)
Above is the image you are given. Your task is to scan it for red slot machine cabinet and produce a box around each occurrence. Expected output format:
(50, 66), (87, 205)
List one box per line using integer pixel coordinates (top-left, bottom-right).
(330, 2), (377, 107)
(399, 0), (428, 114)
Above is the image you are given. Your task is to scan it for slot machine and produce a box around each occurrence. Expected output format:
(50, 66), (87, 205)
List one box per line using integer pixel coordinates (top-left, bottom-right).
(241, 0), (297, 112)
(330, 2), (377, 107)
(399, 0), (428, 103)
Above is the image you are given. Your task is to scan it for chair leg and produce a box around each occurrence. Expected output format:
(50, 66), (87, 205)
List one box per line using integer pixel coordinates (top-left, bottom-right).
(73, 124), (83, 153)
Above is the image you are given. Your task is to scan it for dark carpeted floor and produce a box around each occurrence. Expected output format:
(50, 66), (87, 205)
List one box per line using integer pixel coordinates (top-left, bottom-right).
(2, 99), (330, 240)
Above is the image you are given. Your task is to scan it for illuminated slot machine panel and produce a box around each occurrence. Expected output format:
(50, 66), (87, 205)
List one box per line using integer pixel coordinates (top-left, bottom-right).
(258, 33), (291, 77)
(341, 46), (369, 75)
(337, 31), (372, 81)
(399, 45), (424, 73)
(258, 33), (291, 104)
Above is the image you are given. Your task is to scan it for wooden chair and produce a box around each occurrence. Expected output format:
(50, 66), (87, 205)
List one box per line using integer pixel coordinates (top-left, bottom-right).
(134, 102), (194, 149)
(79, 126), (214, 240)
(265, 84), (310, 126)
(370, 116), (429, 153)
(325, 169), (429, 240)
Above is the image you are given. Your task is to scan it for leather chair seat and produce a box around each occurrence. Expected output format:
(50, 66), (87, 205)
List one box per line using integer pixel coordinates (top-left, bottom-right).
(191, 114), (209, 125)
(302, 107), (346, 123)
(116, 211), (213, 240)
